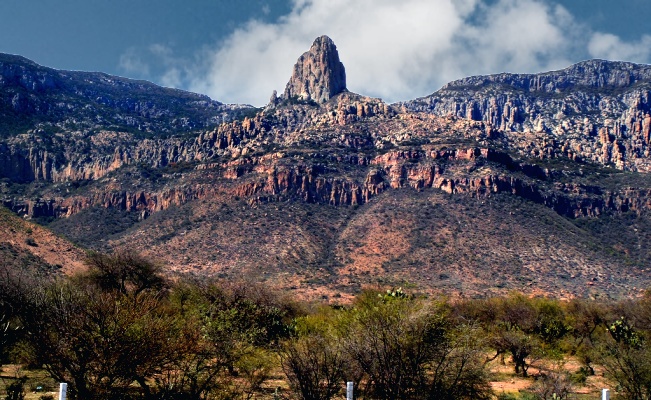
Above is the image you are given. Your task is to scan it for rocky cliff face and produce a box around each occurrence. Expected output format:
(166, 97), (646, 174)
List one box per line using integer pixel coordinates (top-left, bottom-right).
(280, 35), (347, 104)
(3, 50), (651, 224)
(3, 39), (651, 298)
(402, 60), (651, 172)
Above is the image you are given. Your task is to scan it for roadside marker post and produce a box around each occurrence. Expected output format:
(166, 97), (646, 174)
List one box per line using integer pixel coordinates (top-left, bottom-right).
(602, 388), (610, 400)
(346, 381), (353, 400)
(59, 383), (67, 400)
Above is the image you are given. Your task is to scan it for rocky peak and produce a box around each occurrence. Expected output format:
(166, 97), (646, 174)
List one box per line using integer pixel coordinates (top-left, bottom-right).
(281, 35), (347, 104)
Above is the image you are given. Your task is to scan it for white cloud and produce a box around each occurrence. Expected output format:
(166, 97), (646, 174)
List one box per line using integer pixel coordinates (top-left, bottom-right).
(118, 48), (151, 78)
(118, 44), (199, 89)
(588, 32), (651, 63)
(137, 0), (651, 106)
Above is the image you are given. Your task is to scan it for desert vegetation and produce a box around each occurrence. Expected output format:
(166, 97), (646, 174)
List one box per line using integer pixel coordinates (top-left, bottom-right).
(1, 254), (651, 399)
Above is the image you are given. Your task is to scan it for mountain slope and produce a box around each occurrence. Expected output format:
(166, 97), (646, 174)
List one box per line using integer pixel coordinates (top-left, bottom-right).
(0, 53), (252, 137)
(2, 37), (651, 299)
(0, 205), (86, 275)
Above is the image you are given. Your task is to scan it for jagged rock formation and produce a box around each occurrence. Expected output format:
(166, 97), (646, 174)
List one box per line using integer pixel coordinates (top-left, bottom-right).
(281, 35), (347, 103)
(3, 40), (651, 298)
(402, 60), (651, 171)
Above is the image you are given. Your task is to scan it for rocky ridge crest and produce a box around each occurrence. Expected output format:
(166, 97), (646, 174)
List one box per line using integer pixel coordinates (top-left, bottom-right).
(280, 35), (347, 104)
(0, 53), (250, 136)
(403, 60), (651, 171)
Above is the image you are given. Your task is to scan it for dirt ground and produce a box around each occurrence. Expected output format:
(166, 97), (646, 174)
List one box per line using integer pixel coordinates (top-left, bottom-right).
(488, 355), (614, 399)
(2, 357), (617, 399)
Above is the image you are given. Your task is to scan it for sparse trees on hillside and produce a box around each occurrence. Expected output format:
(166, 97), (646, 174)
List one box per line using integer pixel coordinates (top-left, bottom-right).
(4, 252), (651, 399)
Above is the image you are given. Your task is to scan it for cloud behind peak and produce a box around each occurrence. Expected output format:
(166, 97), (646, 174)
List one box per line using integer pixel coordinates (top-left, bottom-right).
(169, 0), (651, 106)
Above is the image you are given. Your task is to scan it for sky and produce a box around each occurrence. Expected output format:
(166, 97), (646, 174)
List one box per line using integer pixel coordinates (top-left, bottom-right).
(1, 0), (650, 106)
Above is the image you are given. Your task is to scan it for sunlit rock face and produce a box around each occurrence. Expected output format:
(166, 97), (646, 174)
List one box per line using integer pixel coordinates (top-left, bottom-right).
(282, 35), (347, 104)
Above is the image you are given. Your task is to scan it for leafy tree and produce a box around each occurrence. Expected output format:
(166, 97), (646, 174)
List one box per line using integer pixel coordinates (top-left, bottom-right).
(490, 329), (540, 377)
(17, 281), (176, 399)
(486, 294), (570, 377)
(148, 279), (289, 400)
(532, 298), (570, 346)
(81, 251), (166, 295)
(598, 317), (651, 400)
(340, 290), (491, 400)
(423, 324), (492, 400)
(565, 298), (608, 374)
(280, 313), (348, 400)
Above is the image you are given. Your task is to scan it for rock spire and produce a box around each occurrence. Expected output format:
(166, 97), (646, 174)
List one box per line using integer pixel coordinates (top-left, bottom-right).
(282, 35), (347, 104)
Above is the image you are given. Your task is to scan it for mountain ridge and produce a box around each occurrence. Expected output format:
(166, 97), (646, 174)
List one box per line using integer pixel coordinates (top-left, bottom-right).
(439, 59), (651, 92)
(2, 37), (651, 299)
(403, 59), (651, 172)
(0, 52), (254, 138)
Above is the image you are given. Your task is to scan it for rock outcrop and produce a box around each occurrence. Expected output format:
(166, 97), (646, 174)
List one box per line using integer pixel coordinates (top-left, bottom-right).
(402, 60), (651, 171)
(4, 42), (651, 299)
(282, 35), (347, 103)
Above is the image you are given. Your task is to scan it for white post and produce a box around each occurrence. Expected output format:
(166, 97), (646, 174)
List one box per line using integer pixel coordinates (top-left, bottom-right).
(602, 388), (610, 400)
(59, 383), (67, 400)
(346, 381), (353, 400)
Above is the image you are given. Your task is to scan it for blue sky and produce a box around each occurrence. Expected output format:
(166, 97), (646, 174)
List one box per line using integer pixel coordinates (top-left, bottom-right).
(1, 0), (650, 106)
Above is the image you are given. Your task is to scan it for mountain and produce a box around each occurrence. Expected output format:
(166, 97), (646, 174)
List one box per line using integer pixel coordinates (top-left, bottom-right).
(2, 37), (651, 300)
(402, 60), (651, 171)
(0, 53), (252, 139)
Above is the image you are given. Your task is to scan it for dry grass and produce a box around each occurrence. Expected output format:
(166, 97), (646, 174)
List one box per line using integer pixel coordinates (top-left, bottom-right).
(0, 365), (58, 400)
(1, 356), (618, 400)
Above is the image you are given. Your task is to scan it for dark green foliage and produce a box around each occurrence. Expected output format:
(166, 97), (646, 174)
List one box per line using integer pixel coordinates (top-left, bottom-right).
(608, 317), (643, 347)
(283, 290), (493, 400)
(3, 378), (26, 400)
(82, 251), (166, 295)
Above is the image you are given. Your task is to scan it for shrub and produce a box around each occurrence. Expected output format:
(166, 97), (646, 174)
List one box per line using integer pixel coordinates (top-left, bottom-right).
(4, 377), (26, 400)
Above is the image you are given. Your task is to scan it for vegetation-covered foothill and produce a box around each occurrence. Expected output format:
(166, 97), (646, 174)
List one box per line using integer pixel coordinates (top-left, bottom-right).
(1, 254), (651, 400)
